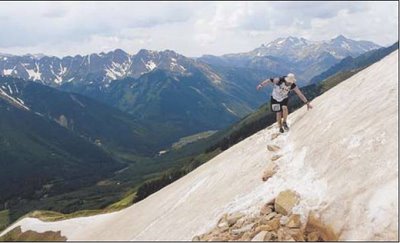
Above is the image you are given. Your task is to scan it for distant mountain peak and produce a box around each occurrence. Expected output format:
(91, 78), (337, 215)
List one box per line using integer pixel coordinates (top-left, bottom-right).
(265, 36), (311, 48)
(286, 36), (299, 42)
(24, 53), (56, 60)
(254, 35), (381, 60)
(335, 34), (346, 39)
(331, 35), (350, 43)
(136, 49), (159, 56)
(113, 48), (129, 55)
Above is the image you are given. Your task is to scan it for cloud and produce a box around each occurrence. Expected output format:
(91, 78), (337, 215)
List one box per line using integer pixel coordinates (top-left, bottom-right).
(42, 6), (69, 18)
(0, 2), (194, 48)
(0, 1), (397, 57)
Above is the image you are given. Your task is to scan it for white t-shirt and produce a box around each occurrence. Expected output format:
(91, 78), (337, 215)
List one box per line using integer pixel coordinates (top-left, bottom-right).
(271, 77), (297, 102)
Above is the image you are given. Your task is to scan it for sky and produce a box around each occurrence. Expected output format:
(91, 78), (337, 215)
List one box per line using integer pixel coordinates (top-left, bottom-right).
(0, 1), (397, 57)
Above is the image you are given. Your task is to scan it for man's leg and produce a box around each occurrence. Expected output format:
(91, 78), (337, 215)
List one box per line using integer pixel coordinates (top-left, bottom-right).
(282, 106), (288, 123)
(276, 112), (283, 132)
(282, 106), (289, 130)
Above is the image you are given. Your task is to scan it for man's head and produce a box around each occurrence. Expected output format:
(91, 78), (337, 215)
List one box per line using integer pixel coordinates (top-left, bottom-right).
(285, 73), (296, 84)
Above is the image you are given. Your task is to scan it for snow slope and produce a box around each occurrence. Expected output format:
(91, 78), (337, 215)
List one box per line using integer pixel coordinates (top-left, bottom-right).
(1, 51), (398, 241)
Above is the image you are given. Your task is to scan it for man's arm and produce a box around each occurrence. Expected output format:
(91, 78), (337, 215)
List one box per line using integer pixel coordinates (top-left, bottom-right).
(293, 86), (313, 110)
(256, 78), (271, 90)
(256, 77), (278, 90)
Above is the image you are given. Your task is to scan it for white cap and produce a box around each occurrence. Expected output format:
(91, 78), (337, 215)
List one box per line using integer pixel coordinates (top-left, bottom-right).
(285, 73), (296, 83)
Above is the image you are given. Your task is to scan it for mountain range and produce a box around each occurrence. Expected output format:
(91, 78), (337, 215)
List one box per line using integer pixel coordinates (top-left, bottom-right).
(0, 49), (225, 87)
(0, 35), (381, 87)
(0, 36), (382, 144)
(199, 35), (381, 82)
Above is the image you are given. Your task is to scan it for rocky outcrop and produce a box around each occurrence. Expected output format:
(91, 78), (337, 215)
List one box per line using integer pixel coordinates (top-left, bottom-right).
(193, 191), (338, 241)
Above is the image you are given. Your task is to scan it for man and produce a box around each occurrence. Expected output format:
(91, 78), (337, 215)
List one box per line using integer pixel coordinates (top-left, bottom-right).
(256, 73), (312, 133)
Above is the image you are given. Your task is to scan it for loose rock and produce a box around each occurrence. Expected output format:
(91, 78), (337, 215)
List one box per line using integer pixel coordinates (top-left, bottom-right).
(262, 162), (278, 181)
(260, 204), (273, 216)
(307, 231), (320, 241)
(271, 154), (282, 161)
(263, 231), (278, 241)
(227, 212), (245, 226)
(251, 231), (268, 241)
(255, 225), (273, 232)
(286, 214), (301, 228)
(265, 212), (277, 221)
(287, 228), (305, 241)
(271, 133), (280, 140)
(267, 144), (281, 152)
(265, 217), (280, 231)
(274, 190), (299, 215)
(277, 228), (296, 241)
(192, 236), (200, 241)
(217, 220), (228, 228)
(239, 231), (252, 241)
(231, 223), (255, 235)
(232, 217), (245, 229)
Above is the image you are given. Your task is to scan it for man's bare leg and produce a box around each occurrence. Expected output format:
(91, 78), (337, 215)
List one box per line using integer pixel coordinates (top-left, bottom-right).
(276, 112), (283, 132)
(282, 106), (289, 130)
(282, 106), (288, 123)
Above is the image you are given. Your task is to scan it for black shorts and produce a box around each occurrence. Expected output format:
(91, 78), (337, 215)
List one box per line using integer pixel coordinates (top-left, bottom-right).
(270, 97), (288, 112)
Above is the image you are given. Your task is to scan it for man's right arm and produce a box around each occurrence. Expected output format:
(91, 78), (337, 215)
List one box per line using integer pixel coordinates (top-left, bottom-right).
(257, 78), (272, 90)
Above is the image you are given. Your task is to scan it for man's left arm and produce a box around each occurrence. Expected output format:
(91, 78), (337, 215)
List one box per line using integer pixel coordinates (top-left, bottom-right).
(293, 86), (313, 110)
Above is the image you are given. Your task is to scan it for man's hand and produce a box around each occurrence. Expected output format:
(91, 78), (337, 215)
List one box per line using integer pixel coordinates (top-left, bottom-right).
(306, 102), (313, 110)
(256, 84), (263, 90)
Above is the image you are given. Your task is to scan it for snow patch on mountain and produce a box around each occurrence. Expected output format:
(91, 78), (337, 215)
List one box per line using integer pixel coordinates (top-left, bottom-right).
(25, 63), (42, 81)
(7, 85), (13, 94)
(222, 103), (238, 116)
(54, 64), (68, 84)
(26, 68), (42, 81)
(341, 42), (351, 50)
(70, 94), (86, 108)
(145, 60), (157, 71)
(0, 88), (30, 110)
(3, 69), (14, 76)
(169, 58), (187, 72)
